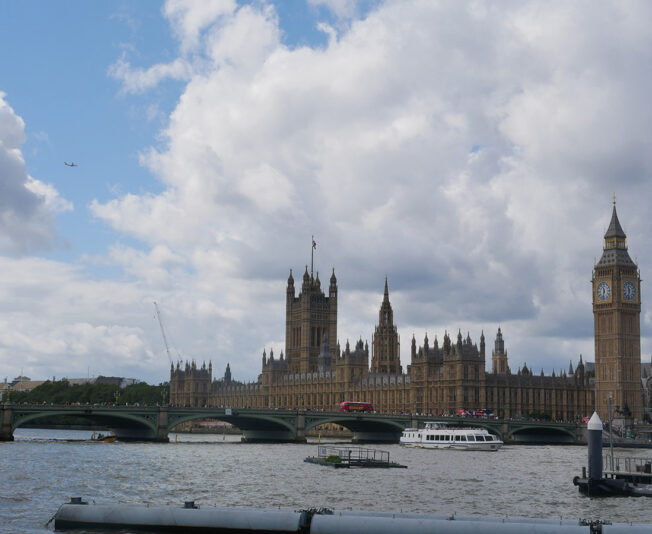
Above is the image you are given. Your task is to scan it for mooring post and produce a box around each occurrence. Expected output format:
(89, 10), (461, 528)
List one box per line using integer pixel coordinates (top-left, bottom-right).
(0, 402), (14, 441)
(587, 411), (603, 482)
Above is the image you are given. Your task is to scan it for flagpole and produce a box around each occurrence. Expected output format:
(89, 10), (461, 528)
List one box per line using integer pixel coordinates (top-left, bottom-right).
(311, 235), (314, 278)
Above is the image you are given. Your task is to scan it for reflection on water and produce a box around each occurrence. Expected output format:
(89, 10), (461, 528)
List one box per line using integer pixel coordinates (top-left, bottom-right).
(1, 428), (651, 533)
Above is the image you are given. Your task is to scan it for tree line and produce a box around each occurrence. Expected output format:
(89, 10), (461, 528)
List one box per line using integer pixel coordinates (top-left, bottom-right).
(9, 379), (169, 405)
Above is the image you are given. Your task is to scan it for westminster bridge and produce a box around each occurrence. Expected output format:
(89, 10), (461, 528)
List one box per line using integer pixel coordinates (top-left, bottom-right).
(0, 403), (585, 444)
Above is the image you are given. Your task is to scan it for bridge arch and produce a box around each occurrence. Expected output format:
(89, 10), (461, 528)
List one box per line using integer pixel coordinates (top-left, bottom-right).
(508, 424), (576, 444)
(304, 416), (405, 434)
(12, 409), (158, 434)
(8, 406), (165, 441)
(167, 412), (296, 434)
(304, 414), (408, 443)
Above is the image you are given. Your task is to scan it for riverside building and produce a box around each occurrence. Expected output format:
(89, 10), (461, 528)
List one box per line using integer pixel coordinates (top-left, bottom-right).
(171, 205), (648, 422)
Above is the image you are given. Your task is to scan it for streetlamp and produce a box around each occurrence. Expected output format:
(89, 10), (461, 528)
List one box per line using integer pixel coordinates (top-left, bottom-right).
(608, 394), (614, 469)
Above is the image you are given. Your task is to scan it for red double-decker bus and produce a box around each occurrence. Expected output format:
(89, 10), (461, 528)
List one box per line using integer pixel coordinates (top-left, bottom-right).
(339, 401), (374, 413)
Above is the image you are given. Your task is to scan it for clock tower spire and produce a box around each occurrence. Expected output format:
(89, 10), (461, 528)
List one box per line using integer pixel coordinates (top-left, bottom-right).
(592, 202), (642, 422)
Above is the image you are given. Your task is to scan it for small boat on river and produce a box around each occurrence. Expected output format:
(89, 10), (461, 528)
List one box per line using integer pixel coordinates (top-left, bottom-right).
(91, 432), (116, 443)
(400, 422), (503, 451)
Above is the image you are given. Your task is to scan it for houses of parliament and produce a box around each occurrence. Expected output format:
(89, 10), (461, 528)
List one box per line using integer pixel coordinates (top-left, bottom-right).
(171, 205), (650, 423)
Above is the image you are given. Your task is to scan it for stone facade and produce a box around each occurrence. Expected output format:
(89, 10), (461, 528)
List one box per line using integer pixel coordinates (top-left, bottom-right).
(171, 276), (594, 421)
(171, 205), (652, 422)
(170, 360), (212, 407)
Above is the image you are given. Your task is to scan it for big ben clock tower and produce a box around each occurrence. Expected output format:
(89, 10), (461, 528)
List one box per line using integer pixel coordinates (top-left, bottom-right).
(592, 202), (643, 421)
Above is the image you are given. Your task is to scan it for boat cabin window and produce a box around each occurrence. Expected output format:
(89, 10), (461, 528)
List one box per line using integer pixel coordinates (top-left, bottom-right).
(455, 435), (461, 441)
(475, 435), (485, 441)
(467, 435), (475, 441)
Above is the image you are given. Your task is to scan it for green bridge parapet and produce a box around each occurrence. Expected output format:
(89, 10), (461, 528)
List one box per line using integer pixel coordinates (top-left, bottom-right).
(0, 404), (583, 444)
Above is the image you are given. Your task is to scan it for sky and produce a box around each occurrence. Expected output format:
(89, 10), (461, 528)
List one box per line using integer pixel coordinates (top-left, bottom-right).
(1, 0), (652, 386)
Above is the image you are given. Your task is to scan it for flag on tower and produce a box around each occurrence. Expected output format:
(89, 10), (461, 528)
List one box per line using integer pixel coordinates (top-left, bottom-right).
(312, 237), (317, 249)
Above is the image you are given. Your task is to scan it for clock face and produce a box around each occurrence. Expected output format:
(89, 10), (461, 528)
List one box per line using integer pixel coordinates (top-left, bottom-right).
(597, 282), (611, 301)
(623, 281), (636, 300)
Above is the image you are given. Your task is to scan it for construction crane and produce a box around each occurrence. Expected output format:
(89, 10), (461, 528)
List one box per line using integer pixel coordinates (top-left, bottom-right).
(153, 301), (174, 366)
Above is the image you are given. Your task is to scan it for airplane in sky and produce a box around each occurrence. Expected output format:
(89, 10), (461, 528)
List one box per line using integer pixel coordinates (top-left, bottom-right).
(64, 162), (78, 167)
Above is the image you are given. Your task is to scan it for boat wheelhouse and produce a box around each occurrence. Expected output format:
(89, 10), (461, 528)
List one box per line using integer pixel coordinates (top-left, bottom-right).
(400, 422), (503, 451)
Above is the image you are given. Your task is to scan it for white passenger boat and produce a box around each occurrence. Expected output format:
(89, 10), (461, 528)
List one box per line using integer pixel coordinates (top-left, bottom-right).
(400, 422), (503, 451)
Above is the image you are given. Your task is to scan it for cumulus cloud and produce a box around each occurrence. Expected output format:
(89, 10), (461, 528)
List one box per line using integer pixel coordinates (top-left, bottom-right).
(164, 0), (237, 53)
(108, 56), (193, 95)
(0, 93), (71, 255)
(8, 0), (652, 383)
(91, 0), (652, 381)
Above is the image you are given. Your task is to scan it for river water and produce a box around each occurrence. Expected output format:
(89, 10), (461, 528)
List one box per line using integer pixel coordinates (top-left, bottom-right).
(2, 428), (651, 533)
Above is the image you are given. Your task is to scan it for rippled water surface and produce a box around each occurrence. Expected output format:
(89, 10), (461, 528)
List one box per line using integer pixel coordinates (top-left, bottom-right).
(2, 428), (651, 533)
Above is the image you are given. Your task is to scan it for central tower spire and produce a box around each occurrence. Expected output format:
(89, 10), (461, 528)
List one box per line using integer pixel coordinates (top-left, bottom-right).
(371, 278), (401, 374)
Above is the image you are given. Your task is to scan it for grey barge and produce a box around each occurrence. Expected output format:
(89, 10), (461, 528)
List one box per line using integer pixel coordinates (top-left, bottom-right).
(53, 499), (652, 533)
